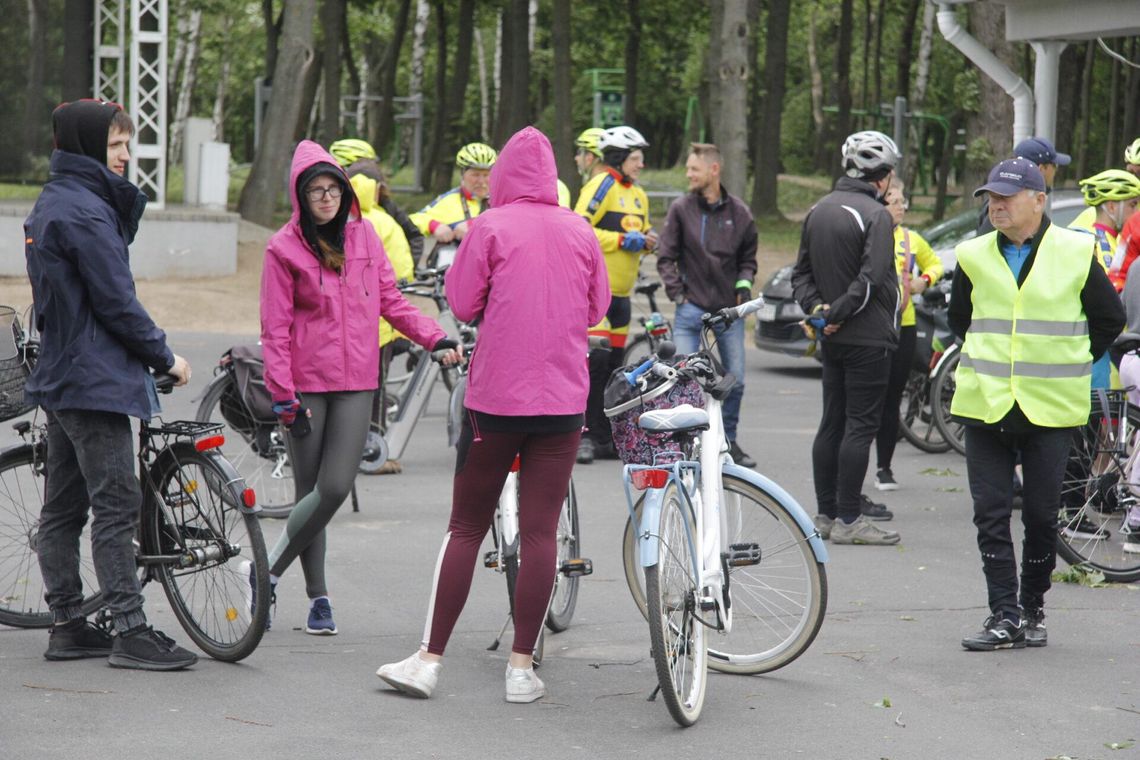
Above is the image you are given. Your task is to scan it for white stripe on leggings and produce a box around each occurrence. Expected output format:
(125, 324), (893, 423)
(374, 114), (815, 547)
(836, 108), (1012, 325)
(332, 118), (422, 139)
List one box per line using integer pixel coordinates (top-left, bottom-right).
(420, 530), (452, 651)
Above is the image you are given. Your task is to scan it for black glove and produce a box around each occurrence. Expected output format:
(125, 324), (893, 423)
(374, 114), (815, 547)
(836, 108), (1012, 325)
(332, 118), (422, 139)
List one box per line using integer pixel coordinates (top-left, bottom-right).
(735, 286), (751, 306)
(432, 337), (459, 352)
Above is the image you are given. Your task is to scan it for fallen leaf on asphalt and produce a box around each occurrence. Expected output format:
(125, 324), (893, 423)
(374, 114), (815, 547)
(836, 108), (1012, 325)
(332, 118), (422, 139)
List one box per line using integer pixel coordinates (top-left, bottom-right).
(920, 467), (960, 477)
(873, 697), (892, 708)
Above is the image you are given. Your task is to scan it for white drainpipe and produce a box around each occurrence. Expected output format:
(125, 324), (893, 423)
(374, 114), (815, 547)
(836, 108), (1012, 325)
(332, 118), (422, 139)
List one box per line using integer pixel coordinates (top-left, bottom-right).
(936, 3), (1034, 145)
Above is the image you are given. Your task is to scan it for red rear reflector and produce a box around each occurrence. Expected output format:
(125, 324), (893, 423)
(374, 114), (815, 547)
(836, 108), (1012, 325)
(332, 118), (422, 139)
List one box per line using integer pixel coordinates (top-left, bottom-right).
(510, 455), (522, 473)
(195, 435), (225, 452)
(650, 327), (669, 336)
(631, 468), (669, 490)
(242, 488), (257, 508)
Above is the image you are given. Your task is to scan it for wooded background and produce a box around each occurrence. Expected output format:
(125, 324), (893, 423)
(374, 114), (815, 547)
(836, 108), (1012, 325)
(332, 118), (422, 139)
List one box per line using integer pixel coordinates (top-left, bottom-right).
(4, 0), (1139, 225)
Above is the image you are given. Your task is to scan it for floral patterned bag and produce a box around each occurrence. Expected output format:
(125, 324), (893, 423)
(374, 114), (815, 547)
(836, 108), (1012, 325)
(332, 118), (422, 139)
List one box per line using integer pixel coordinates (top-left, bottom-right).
(603, 368), (705, 465)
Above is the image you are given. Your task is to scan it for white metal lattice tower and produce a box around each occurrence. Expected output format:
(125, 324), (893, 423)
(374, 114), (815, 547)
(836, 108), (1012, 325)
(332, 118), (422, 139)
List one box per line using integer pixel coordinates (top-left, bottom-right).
(129, 0), (167, 208)
(94, 0), (125, 103)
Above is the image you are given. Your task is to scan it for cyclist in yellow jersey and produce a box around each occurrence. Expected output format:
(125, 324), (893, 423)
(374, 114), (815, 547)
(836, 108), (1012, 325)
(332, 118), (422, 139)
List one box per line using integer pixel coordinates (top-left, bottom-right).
(873, 180), (943, 491)
(410, 142), (495, 244)
(574, 125), (657, 463)
(1071, 169), (1140, 276)
(574, 127), (607, 181)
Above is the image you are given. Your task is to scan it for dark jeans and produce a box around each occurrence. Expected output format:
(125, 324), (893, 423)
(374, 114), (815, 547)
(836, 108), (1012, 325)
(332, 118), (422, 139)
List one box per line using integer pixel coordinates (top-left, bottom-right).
(37, 409), (147, 633)
(813, 342), (891, 521)
(876, 324), (917, 471)
(585, 295), (632, 447)
(964, 424), (1071, 617)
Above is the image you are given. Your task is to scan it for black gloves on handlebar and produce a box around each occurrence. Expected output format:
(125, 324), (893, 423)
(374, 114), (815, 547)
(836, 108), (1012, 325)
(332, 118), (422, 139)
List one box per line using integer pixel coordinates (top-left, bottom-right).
(432, 337), (459, 352)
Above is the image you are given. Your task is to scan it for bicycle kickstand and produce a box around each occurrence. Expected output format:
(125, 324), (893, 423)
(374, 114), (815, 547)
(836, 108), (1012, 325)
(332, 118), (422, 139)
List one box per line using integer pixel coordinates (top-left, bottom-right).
(487, 612), (513, 651)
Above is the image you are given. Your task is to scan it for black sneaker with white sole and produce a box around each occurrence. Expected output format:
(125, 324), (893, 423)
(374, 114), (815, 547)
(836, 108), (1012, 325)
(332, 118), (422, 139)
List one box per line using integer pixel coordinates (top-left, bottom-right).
(961, 614), (1026, 651)
(875, 468), (898, 491)
(1060, 513), (1109, 541)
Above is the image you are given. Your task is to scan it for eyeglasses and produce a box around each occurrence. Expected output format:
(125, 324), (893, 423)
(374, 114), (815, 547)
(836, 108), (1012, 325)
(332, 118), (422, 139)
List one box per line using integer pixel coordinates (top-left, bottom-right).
(305, 185), (343, 201)
(889, 198), (909, 209)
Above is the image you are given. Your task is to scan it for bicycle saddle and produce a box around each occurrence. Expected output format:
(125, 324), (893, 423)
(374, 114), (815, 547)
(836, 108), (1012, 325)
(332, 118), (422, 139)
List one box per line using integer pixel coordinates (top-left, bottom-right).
(1113, 331), (1140, 355)
(635, 281), (661, 297)
(638, 404), (709, 433)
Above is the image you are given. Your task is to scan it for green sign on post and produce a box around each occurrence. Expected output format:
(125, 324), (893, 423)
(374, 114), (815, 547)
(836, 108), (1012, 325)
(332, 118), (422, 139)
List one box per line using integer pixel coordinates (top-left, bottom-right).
(585, 68), (625, 128)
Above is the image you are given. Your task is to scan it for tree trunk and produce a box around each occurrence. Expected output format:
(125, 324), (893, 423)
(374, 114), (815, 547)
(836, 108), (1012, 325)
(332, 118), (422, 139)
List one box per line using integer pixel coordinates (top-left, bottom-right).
(375, 0), (414, 152)
(860, 0), (871, 113)
(528, 0), (538, 53)
(1054, 43), (1083, 185)
(712, 0), (749, 197)
(962, 3), (1016, 202)
(552, 0), (576, 199)
(424, 0), (448, 192)
(62, 0), (94, 102)
(872, 0), (885, 108)
(238, 0), (317, 226)
(895, 0), (920, 100)
(296, 55), (323, 140)
(807, 3), (827, 171)
(169, 9), (202, 165)
(213, 49), (231, 142)
(493, 13), (503, 130)
(22, 0), (48, 171)
(624, 0), (641, 126)
(475, 27), (490, 141)
(340, 2), (361, 111)
(912, 0), (935, 108)
(753, 0), (790, 219)
(833, 0), (854, 180)
(263, 0), (281, 81)
(1105, 41), (1121, 169)
(169, 0), (188, 114)
(704, 0), (725, 144)
(442, 0), (476, 188)
(318, 0), (343, 145)
(1075, 41), (1095, 180)
(494, 0), (530, 145)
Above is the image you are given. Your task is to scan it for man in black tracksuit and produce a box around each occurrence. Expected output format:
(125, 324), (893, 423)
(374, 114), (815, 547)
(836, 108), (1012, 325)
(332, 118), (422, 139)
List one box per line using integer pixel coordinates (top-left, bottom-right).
(792, 130), (901, 545)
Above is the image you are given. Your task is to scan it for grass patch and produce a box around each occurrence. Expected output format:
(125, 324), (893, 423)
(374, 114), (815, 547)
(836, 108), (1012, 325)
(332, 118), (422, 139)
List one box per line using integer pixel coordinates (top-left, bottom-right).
(0, 183), (41, 201)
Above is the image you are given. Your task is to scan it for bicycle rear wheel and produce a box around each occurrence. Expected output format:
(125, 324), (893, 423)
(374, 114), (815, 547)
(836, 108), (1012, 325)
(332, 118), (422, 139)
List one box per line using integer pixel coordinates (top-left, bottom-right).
(898, 370), (951, 453)
(545, 479), (580, 632)
(931, 347), (966, 456)
(197, 371), (295, 518)
(144, 443), (270, 661)
(1057, 403), (1140, 583)
(0, 444), (102, 628)
(645, 481), (706, 727)
(624, 474), (828, 674)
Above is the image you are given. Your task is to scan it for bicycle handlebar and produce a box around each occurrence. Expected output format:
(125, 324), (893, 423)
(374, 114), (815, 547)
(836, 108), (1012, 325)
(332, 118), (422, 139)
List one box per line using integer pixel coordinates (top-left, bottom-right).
(702, 296), (766, 327)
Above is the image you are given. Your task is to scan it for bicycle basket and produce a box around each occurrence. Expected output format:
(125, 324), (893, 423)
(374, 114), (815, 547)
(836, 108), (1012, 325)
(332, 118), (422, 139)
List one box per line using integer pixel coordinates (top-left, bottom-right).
(603, 366), (704, 465)
(0, 306), (34, 422)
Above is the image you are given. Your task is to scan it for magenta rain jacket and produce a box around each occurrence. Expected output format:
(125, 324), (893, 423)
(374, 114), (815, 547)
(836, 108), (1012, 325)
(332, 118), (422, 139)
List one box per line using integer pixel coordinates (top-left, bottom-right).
(261, 140), (446, 401)
(445, 126), (610, 416)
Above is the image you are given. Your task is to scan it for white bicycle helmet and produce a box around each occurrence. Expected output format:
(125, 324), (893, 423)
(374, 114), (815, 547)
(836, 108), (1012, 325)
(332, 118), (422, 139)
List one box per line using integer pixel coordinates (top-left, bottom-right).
(598, 126), (649, 153)
(841, 130), (900, 178)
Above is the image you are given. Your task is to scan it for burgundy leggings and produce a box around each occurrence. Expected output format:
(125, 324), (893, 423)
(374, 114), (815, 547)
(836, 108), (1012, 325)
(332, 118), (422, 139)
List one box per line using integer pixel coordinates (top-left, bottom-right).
(422, 421), (580, 656)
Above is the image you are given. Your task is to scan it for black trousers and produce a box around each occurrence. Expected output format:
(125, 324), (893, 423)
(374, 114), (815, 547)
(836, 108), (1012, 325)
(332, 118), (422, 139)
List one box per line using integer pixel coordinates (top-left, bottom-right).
(963, 424), (1071, 617)
(876, 324), (917, 471)
(812, 342), (891, 521)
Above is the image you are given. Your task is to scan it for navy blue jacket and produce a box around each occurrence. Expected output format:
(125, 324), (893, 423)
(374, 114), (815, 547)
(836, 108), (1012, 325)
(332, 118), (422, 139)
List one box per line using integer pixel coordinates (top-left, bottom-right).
(24, 150), (174, 419)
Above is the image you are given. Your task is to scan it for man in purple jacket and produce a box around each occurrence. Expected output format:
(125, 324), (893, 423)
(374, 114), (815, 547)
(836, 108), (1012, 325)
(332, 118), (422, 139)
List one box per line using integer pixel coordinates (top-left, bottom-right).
(657, 142), (758, 467)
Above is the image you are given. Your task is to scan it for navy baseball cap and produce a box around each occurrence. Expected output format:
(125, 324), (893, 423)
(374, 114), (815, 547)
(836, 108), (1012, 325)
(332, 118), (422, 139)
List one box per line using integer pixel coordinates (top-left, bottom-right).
(973, 158), (1047, 197)
(1013, 136), (1071, 166)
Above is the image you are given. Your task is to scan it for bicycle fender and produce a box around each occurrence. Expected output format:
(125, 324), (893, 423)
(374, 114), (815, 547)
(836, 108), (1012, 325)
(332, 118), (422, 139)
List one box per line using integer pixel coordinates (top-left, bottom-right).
(722, 463), (829, 563)
(637, 487), (666, 567)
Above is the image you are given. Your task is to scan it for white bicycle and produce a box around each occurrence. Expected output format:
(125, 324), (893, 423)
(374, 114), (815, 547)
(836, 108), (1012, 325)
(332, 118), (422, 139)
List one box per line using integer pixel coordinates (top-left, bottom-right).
(609, 298), (829, 726)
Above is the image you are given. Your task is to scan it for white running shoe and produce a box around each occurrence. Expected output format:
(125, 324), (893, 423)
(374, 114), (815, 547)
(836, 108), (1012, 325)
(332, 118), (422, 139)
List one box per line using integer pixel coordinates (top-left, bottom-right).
(505, 665), (546, 703)
(376, 650), (442, 699)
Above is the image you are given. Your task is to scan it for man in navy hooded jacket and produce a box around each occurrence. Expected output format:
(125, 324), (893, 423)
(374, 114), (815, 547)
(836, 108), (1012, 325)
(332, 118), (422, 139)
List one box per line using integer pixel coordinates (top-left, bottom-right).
(24, 100), (197, 670)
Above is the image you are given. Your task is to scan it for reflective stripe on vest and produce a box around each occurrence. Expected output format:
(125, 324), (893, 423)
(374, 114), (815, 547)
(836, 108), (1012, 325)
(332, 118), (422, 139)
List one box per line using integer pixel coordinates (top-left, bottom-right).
(950, 225), (1095, 427)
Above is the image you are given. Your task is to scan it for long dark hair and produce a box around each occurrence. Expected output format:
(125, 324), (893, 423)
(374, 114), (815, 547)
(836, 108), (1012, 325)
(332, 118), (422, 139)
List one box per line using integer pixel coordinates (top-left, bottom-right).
(297, 163), (350, 273)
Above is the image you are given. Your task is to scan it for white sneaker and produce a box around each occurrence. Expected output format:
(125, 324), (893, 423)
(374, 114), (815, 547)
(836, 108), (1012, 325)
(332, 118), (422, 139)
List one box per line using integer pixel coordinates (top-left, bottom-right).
(376, 650), (441, 699)
(505, 665), (545, 703)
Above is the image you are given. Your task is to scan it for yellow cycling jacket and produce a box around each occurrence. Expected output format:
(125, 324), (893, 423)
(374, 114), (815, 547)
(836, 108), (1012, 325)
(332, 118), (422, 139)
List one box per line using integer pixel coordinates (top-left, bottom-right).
(409, 187), (486, 236)
(893, 226), (943, 327)
(574, 167), (652, 297)
(350, 173), (415, 346)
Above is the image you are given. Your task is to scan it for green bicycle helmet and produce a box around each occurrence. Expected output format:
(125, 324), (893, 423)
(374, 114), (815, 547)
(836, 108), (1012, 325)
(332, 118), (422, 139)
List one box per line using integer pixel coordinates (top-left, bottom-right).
(456, 142), (497, 170)
(575, 128), (606, 158)
(329, 138), (377, 168)
(1125, 137), (1140, 167)
(1079, 169), (1140, 206)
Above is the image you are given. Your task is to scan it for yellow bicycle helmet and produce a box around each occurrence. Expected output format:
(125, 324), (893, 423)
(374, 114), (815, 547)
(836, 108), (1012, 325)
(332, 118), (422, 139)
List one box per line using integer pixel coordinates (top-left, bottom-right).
(1079, 169), (1140, 206)
(1125, 137), (1140, 167)
(575, 128), (605, 158)
(456, 142), (497, 170)
(329, 138), (377, 167)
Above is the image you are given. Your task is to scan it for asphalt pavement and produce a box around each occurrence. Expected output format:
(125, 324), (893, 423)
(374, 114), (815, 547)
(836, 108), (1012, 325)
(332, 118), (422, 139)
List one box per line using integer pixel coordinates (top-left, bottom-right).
(2, 332), (1137, 759)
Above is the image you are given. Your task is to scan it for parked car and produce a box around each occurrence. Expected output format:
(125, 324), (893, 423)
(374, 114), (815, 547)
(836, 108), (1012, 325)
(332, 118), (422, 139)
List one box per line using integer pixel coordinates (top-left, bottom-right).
(753, 190), (1089, 359)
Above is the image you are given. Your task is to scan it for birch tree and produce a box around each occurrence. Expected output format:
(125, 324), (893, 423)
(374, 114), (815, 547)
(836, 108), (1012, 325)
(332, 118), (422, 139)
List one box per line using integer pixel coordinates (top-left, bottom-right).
(169, 8), (203, 165)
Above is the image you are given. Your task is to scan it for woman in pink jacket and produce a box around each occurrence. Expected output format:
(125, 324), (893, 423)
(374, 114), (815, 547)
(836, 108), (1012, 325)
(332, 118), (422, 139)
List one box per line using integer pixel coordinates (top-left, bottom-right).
(259, 140), (460, 635)
(377, 127), (610, 702)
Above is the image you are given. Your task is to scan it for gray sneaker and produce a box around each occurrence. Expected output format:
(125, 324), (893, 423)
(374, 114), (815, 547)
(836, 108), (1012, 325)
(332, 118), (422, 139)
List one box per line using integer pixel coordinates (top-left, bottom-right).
(830, 515), (901, 545)
(814, 514), (834, 540)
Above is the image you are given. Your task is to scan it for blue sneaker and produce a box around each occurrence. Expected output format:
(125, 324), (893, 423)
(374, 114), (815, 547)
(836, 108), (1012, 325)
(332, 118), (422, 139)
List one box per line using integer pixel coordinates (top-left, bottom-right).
(305, 597), (337, 635)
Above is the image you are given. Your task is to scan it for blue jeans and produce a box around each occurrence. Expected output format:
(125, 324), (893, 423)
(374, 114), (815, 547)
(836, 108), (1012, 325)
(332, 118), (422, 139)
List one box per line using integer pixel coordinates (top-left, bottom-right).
(37, 409), (147, 633)
(672, 301), (745, 441)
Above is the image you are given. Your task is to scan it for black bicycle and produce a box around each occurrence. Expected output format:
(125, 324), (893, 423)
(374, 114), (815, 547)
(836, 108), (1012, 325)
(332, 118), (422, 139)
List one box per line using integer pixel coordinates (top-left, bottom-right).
(0, 319), (270, 661)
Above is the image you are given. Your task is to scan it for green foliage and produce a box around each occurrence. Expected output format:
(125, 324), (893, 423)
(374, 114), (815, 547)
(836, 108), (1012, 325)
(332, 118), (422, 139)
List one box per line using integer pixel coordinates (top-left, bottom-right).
(1051, 563), (1108, 587)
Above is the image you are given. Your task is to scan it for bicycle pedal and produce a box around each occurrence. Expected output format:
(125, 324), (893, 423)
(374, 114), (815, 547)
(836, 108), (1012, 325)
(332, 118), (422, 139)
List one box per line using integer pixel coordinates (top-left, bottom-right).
(560, 558), (593, 577)
(483, 550), (500, 569)
(723, 543), (762, 567)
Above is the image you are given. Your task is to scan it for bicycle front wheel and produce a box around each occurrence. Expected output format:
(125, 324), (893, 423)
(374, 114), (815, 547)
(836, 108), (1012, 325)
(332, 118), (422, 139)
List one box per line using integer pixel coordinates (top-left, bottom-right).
(1057, 404), (1140, 583)
(144, 443), (270, 661)
(197, 371), (295, 518)
(931, 347), (966, 456)
(545, 479), (580, 632)
(624, 474), (828, 674)
(0, 444), (103, 628)
(645, 481), (707, 727)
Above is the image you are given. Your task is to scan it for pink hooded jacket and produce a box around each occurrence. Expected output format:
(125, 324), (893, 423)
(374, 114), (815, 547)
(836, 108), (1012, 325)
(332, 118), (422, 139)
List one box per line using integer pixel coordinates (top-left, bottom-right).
(445, 127), (610, 416)
(261, 140), (446, 401)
